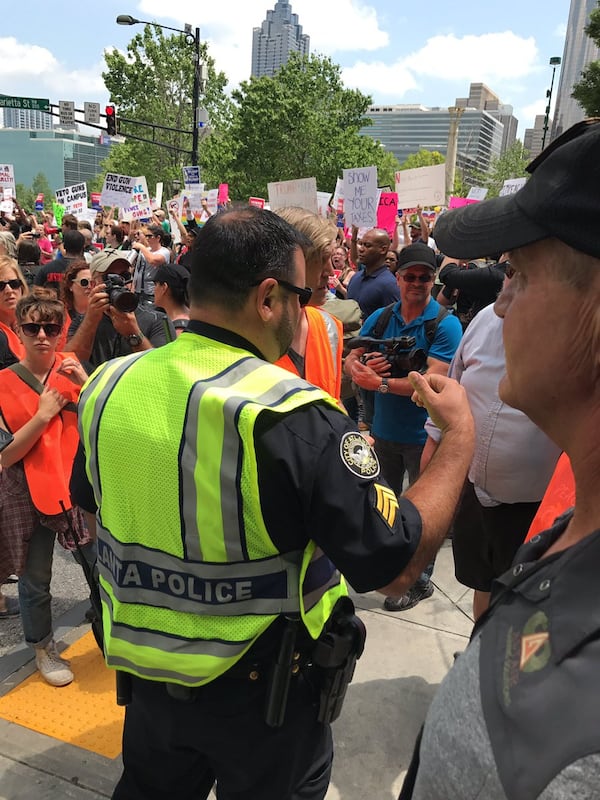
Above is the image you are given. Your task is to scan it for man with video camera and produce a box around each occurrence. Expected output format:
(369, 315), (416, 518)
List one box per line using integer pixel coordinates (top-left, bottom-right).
(66, 250), (175, 368)
(345, 242), (463, 611)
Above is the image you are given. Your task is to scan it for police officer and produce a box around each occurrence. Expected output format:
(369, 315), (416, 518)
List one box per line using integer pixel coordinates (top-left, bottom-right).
(76, 207), (473, 800)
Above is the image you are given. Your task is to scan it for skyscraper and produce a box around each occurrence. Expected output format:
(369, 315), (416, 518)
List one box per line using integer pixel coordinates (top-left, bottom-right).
(552, 0), (600, 139)
(251, 1), (310, 78)
(2, 108), (52, 130)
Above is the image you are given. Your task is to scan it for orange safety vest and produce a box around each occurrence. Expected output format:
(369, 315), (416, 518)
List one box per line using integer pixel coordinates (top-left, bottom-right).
(276, 306), (343, 399)
(0, 320), (25, 361)
(0, 353), (81, 515)
(525, 453), (575, 541)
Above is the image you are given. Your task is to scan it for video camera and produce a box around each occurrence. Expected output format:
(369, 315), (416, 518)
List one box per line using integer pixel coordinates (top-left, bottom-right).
(103, 273), (138, 313)
(347, 335), (428, 378)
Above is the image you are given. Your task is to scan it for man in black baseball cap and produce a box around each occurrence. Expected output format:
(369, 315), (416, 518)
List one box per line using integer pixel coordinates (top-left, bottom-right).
(399, 120), (600, 799)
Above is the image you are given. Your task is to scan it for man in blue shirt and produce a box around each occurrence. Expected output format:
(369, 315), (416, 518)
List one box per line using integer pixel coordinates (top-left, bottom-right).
(346, 242), (463, 610)
(346, 228), (400, 319)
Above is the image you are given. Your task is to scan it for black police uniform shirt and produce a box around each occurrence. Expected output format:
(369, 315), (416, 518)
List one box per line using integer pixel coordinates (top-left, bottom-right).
(71, 320), (423, 655)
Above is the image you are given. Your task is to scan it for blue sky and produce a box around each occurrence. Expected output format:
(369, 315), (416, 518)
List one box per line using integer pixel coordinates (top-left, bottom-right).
(1, 0), (571, 137)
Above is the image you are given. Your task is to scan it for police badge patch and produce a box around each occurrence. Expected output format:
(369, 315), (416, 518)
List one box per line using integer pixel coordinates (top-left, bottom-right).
(340, 432), (380, 479)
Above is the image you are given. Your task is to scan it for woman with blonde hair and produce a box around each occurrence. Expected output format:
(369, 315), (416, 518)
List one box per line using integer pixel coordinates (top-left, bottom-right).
(274, 207), (344, 400)
(0, 256), (29, 370)
(0, 231), (17, 260)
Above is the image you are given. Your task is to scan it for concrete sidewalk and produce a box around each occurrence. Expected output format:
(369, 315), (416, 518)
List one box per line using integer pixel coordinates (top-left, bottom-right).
(0, 540), (473, 800)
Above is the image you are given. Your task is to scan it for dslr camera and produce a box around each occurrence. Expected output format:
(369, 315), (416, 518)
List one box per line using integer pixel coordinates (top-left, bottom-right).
(347, 335), (428, 378)
(103, 273), (138, 313)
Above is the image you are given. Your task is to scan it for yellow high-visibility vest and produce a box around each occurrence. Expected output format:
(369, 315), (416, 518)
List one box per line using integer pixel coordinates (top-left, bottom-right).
(79, 332), (348, 686)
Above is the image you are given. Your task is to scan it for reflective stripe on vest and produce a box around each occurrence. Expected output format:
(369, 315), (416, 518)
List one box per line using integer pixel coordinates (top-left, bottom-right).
(79, 335), (348, 685)
(316, 307), (342, 381)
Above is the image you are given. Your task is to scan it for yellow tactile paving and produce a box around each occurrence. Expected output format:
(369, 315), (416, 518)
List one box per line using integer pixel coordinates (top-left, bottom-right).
(0, 631), (123, 758)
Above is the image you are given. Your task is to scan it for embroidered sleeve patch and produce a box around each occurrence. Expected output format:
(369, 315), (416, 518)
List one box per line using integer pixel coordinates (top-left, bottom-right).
(373, 483), (399, 528)
(339, 432), (380, 479)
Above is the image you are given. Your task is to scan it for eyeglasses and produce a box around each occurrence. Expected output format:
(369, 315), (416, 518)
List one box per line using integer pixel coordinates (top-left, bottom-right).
(20, 322), (62, 338)
(0, 279), (22, 291)
(401, 273), (433, 283)
(252, 278), (313, 307)
(72, 277), (91, 287)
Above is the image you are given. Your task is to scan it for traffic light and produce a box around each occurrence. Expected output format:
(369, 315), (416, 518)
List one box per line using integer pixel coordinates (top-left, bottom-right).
(105, 105), (117, 136)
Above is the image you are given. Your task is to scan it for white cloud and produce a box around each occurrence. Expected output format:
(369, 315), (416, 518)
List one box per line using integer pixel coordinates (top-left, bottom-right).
(340, 30), (540, 104)
(137, 0), (388, 88)
(0, 37), (106, 103)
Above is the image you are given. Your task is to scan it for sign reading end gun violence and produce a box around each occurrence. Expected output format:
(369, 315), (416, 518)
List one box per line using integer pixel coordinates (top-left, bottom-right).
(100, 173), (135, 208)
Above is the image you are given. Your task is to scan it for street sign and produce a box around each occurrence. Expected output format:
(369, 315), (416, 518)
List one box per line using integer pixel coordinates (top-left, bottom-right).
(58, 100), (75, 126)
(84, 101), (100, 125)
(0, 94), (50, 112)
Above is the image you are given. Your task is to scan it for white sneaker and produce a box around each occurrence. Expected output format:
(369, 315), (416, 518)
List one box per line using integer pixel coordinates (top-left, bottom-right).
(35, 640), (74, 687)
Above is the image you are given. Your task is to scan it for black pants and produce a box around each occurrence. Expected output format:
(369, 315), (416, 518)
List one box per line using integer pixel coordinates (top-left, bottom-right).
(112, 670), (332, 800)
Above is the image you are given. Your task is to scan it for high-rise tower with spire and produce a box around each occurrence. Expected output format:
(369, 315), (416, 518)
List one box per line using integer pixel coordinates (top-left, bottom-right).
(251, 1), (310, 78)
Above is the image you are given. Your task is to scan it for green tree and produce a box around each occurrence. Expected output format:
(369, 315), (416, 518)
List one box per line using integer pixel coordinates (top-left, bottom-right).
(100, 24), (231, 191)
(15, 172), (53, 213)
(572, 3), (600, 116)
(203, 53), (400, 199)
(398, 150), (445, 170)
(467, 142), (531, 198)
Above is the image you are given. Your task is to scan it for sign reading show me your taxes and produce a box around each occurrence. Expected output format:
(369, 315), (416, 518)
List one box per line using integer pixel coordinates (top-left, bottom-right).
(342, 166), (378, 228)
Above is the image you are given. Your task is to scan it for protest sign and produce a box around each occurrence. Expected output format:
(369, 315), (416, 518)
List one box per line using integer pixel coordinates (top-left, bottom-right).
(100, 173), (135, 208)
(35, 193), (44, 212)
(268, 177), (318, 213)
(55, 182), (87, 216)
(249, 197), (265, 209)
(342, 166), (378, 228)
(317, 191), (332, 219)
(218, 183), (229, 206)
(121, 177), (152, 221)
(90, 192), (103, 211)
(376, 191), (398, 236)
(0, 165), (15, 212)
(466, 186), (488, 201)
(204, 188), (219, 216)
(183, 166), (201, 188)
(52, 202), (65, 228)
(167, 199), (182, 245)
(448, 196), (479, 209)
(499, 177), (527, 197)
(395, 164), (446, 209)
(78, 208), (98, 227)
(332, 177), (344, 214)
(155, 182), (163, 209)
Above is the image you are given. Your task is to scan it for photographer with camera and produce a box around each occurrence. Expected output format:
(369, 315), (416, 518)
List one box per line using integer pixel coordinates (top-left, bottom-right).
(345, 242), (462, 611)
(66, 250), (175, 369)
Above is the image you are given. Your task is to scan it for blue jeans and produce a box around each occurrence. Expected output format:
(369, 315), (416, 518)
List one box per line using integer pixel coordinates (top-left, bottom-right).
(18, 524), (56, 648)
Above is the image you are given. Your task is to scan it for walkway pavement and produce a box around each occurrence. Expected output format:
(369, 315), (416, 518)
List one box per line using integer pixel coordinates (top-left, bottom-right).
(0, 540), (473, 800)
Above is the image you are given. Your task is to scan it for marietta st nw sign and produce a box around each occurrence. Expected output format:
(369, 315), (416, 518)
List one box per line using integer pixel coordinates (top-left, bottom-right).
(0, 94), (50, 112)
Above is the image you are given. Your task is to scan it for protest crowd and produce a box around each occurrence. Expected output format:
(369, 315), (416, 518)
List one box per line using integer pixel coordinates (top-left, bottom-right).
(0, 117), (598, 800)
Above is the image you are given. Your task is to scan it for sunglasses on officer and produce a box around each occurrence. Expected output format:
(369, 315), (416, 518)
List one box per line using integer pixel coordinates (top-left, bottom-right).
(251, 278), (313, 307)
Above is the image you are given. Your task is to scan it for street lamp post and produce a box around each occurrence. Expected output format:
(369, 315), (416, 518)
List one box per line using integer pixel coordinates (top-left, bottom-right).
(116, 14), (203, 165)
(541, 56), (562, 151)
(446, 106), (465, 202)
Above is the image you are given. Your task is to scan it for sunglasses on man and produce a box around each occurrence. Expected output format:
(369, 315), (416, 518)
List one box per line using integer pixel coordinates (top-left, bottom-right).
(401, 273), (433, 283)
(251, 278), (312, 308)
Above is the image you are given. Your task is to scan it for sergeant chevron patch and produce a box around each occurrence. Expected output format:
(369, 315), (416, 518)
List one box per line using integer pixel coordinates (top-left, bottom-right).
(374, 483), (399, 528)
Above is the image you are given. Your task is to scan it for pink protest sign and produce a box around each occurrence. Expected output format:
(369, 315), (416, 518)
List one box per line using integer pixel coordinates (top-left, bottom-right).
(249, 197), (265, 208)
(376, 192), (398, 236)
(218, 183), (229, 204)
(448, 196), (479, 209)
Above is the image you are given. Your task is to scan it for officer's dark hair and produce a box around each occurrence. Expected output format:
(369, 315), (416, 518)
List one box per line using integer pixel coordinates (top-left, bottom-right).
(189, 207), (311, 311)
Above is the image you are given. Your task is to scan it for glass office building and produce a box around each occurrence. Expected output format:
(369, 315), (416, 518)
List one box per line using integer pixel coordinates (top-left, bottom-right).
(252, 1), (309, 78)
(552, 0), (600, 139)
(0, 129), (111, 193)
(361, 105), (504, 177)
